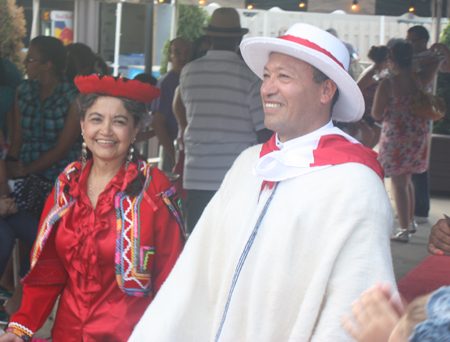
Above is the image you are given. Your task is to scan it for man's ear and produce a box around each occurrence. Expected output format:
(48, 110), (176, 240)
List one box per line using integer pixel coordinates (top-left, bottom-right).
(320, 79), (338, 105)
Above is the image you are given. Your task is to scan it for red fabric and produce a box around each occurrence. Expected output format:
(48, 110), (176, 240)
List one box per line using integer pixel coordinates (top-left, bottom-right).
(259, 133), (384, 190)
(397, 255), (450, 303)
(74, 75), (162, 103)
(279, 35), (345, 70)
(10, 161), (184, 342)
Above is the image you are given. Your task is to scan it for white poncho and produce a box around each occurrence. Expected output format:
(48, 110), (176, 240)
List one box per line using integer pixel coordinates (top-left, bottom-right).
(129, 142), (395, 342)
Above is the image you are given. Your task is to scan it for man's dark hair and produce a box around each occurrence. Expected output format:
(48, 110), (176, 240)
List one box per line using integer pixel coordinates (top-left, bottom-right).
(168, 37), (190, 54)
(211, 36), (241, 52)
(312, 67), (339, 115)
(407, 26), (429, 42)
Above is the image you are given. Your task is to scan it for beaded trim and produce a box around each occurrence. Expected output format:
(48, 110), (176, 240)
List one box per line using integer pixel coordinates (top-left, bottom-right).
(6, 322), (34, 341)
(30, 162), (78, 268)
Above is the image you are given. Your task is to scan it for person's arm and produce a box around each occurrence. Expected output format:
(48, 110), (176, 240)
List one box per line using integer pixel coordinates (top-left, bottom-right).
(371, 79), (390, 121)
(431, 43), (450, 73)
(416, 58), (440, 90)
(357, 65), (377, 93)
(172, 86), (187, 140)
(428, 217), (450, 256)
(7, 88), (22, 159)
(151, 112), (175, 164)
(22, 98), (81, 176)
(4, 187), (65, 341)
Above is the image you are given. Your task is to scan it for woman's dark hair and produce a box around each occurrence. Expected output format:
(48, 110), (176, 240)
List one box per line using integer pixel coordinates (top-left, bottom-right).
(77, 93), (147, 127)
(78, 93), (148, 197)
(390, 42), (413, 68)
(30, 36), (67, 78)
(367, 45), (389, 64)
(189, 35), (211, 62)
(66, 43), (96, 82)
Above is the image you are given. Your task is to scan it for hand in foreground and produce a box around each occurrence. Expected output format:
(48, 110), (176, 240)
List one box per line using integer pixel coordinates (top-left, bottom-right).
(0, 332), (25, 342)
(428, 217), (450, 256)
(342, 285), (401, 342)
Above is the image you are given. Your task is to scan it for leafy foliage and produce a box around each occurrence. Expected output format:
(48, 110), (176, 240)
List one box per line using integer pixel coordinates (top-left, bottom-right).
(0, 0), (26, 75)
(435, 21), (450, 135)
(159, 3), (209, 76)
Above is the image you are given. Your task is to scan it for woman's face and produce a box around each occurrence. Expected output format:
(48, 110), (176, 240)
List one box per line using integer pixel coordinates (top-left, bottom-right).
(24, 44), (46, 80)
(80, 96), (140, 165)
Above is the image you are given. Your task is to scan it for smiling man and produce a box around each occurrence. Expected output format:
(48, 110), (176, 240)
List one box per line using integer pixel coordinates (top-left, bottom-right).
(129, 23), (395, 342)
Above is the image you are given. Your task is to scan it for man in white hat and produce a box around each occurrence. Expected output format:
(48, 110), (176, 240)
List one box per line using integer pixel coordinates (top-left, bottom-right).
(176, 7), (270, 234)
(129, 23), (396, 341)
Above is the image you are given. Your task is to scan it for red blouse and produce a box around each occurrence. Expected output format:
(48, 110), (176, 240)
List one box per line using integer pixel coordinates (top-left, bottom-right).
(9, 161), (184, 342)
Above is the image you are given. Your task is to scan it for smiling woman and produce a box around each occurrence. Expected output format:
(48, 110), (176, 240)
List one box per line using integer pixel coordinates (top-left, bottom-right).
(1, 75), (185, 342)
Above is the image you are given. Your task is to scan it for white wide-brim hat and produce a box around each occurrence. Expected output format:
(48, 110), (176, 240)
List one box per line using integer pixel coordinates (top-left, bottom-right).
(240, 23), (364, 122)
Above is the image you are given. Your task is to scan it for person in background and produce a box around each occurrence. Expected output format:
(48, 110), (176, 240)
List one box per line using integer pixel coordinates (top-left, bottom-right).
(428, 215), (450, 256)
(372, 42), (439, 243)
(151, 37), (191, 172)
(406, 26), (442, 225)
(65, 43), (96, 82)
(326, 28), (361, 80)
(0, 58), (15, 139)
(93, 55), (109, 76)
(133, 73), (157, 143)
(0, 75), (184, 342)
(0, 127), (39, 319)
(6, 36), (81, 218)
(355, 45), (390, 148)
(177, 8), (270, 234)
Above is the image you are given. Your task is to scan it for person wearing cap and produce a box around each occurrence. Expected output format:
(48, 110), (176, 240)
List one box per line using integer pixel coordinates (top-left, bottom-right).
(177, 7), (269, 234)
(0, 75), (185, 342)
(129, 23), (395, 341)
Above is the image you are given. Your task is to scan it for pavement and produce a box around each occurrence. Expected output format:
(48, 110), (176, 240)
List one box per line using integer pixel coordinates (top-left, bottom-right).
(3, 178), (450, 339)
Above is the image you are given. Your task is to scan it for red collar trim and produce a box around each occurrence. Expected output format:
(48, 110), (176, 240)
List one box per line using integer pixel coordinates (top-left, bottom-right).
(74, 75), (161, 103)
(279, 35), (345, 70)
(259, 133), (384, 190)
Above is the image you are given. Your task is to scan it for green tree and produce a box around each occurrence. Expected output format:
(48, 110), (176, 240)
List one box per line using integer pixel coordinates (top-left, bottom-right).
(435, 22), (450, 135)
(0, 0), (26, 74)
(159, 3), (209, 76)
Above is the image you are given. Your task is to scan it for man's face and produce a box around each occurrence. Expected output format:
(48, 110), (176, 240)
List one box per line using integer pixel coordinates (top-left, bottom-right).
(406, 32), (427, 54)
(169, 39), (191, 74)
(261, 53), (328, 142)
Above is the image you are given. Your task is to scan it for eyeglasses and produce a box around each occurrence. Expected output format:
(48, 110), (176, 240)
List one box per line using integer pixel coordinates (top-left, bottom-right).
(25, 57), (46, 63)
(406, 38), (423, 44)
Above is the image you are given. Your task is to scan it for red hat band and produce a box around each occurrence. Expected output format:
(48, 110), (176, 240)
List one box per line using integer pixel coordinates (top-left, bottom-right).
(279, 35), (345, 70)
(74, 75), (161, 103)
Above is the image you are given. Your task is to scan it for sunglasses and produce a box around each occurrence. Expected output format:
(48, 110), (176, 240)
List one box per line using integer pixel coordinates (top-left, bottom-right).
(25, 57), (46, 63)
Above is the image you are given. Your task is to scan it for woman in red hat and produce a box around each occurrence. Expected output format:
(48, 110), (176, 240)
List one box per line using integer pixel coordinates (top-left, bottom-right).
(1, 75), (185, 342)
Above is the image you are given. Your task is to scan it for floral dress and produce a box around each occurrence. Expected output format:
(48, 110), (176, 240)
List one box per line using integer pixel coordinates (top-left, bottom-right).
(378, 78), (428, 177)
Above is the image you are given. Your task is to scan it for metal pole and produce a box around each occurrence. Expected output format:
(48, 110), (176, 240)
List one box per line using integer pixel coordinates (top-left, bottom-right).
(30, 0), (40, 40)
(379, 15), (385, 45)
(170, 0), (178, 40)
(435, 0), (443, 43)
(113, 2), (123, 77)
(144, 2), (154, 75)
(73, 0), (79, 42)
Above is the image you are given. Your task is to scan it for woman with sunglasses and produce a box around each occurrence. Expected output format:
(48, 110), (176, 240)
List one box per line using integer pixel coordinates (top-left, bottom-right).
(6, 36), (81, 219)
